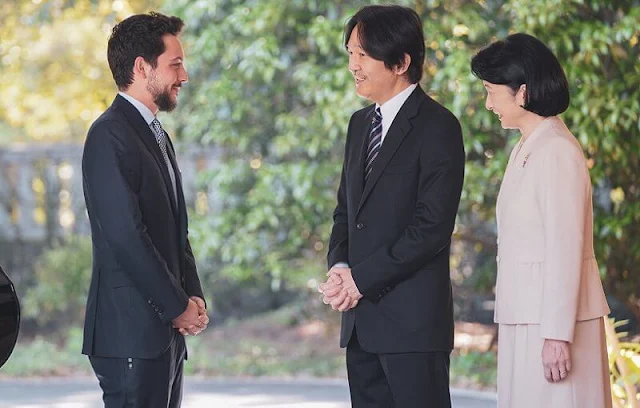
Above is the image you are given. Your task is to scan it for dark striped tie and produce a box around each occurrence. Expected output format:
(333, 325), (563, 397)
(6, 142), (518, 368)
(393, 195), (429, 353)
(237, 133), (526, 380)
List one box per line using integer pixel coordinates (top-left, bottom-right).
(150, 118), (177, 204)
(364, 107), (382, 180)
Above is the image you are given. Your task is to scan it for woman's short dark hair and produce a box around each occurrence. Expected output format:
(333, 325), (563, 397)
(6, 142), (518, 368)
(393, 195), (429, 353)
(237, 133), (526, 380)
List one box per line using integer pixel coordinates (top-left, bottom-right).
(344, 5), (425, 84)
(108, 12), (184, 91)
(470, 33), (570, 117)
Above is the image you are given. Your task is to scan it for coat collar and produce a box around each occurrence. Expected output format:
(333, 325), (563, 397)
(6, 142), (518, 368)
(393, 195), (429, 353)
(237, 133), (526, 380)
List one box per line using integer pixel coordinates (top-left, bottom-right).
(496, 116), (565, 221)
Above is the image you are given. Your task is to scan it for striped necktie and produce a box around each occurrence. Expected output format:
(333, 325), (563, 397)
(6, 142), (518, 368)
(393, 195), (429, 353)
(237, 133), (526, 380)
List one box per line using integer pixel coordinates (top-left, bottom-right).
(364, 107), (382, 180)
(150, 118), (177, 204)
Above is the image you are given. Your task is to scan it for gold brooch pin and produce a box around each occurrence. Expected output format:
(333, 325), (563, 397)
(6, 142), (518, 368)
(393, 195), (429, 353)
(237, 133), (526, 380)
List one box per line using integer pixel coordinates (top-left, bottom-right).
(522, 152), (531, 168)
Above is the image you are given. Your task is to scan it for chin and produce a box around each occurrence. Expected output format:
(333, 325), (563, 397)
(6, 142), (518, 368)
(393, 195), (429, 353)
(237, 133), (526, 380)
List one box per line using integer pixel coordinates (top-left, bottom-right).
(358, 92), (376, 103)
(354, 84), (369, 98)
(498, 119), (515, 130)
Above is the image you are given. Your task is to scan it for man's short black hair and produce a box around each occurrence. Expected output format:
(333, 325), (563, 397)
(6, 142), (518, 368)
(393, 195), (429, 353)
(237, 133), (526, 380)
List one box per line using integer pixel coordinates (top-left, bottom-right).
(344, 5), (425, 84)
(471, 33), (570, 116)
(107, 12), (184, 91)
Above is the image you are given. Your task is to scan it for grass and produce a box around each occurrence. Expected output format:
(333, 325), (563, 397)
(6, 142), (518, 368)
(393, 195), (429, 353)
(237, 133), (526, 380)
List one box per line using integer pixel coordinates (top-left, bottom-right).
(451, 349), (497, 389)
(1, 327), (91, 376)
(1, 306), (498, 390)
(183, 305), (345, 377)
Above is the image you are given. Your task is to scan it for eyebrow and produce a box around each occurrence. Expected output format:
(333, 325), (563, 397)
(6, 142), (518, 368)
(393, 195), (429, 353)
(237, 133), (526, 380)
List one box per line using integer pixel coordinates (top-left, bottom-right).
(170, 57), (183, 62)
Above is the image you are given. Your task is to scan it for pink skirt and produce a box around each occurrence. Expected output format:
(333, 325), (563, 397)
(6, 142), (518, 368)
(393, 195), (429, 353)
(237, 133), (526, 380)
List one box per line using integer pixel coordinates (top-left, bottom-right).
(497, 317), (612, 408)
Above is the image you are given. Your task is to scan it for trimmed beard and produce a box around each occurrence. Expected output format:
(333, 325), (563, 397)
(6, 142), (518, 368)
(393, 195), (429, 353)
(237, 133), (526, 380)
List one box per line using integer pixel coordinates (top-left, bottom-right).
(147, 73), (177, 112)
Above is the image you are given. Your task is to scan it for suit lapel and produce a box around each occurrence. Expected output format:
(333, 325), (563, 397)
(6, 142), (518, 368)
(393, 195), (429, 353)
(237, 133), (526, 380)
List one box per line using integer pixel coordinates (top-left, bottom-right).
(350, 106), (376, 205)
(166, 139), (188, 250)
(356, 86), (424, 215)
(114, 95), (179, 217)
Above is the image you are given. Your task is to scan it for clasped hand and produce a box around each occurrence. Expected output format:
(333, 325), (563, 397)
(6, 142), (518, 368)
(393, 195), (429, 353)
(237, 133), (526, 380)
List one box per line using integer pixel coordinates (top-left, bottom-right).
(317, 267), (363, 312)
(171, 296), (209, 336)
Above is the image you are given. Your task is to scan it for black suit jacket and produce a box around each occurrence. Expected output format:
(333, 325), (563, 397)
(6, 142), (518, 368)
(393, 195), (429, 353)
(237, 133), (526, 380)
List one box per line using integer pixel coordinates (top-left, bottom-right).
(328, 86), (465, 353)
(81, 95), (204, 359)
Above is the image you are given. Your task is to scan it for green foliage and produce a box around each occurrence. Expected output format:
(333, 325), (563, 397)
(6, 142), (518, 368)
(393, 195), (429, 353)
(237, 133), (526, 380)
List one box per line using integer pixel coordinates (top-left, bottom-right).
(2, 314), (498, 386)
(22, 236), (92, 327)
(450, 350), (498, 389)
(1, 327), (90, 376)
(168, 0), (640, 312)
(607, 319), (640, 406)
(0, 0), (156, 143)
(184, 336), (344, 377)
(166, 0), (370, 292)
(611, 341), (640, 405)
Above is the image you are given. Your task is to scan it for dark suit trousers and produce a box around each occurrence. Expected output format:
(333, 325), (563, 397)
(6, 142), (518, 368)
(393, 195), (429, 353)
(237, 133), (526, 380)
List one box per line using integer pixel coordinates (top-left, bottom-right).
(347, 330), (451, 408)
(89, 332), (186, 408)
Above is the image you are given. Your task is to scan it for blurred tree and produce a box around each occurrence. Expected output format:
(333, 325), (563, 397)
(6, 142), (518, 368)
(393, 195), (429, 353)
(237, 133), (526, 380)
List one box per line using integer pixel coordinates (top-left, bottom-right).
(0, 0), (157, 143)
(166, 0), (366, 299)
(164, 0), (511, 303)
(22, 235), (92, 328)
(169, 0), (639, 316)
(422, 0), (640, 315)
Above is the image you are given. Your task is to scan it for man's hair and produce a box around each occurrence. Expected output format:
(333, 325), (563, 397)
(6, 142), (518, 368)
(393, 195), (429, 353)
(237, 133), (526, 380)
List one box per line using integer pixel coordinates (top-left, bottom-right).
(107, 12), (184, 91)
(344, 5), (425, 84)
(471, 33), (570, 116)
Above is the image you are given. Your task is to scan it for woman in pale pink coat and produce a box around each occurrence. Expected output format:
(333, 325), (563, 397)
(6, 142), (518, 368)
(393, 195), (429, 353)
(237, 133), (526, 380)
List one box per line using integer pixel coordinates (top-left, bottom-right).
(471, 33), (612, 408)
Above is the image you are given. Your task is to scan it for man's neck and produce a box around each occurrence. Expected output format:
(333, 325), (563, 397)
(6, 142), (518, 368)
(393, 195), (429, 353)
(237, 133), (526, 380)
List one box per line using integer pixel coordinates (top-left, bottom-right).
(121, 88), (159, 116)
(376, 80), (414, 106)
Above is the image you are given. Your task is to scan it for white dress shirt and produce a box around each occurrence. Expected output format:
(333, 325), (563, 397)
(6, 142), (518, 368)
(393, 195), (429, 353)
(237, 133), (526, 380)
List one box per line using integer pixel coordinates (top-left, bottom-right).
(377, 83), (417, 144)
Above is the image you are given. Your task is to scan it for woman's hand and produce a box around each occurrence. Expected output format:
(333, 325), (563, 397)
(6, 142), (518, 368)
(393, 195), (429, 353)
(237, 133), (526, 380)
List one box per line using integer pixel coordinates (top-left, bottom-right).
(542, 339), (572, 382)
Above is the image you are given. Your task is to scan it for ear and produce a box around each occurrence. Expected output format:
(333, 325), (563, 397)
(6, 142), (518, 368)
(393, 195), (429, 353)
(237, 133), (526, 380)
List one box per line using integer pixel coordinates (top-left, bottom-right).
(133, 56), (151, 80)
(516, 84), (527, 107)
(394, 53), (411, 77)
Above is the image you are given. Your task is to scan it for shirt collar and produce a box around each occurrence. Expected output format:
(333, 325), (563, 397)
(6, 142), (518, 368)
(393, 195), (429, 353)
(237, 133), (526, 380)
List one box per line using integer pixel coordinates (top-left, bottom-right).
(376, 83), (417, 124)
(118, 92), (157, 126)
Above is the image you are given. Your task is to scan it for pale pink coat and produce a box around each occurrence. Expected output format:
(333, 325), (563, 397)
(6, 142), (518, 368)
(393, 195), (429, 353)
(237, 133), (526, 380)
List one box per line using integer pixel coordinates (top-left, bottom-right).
(494, 116), (610, 340)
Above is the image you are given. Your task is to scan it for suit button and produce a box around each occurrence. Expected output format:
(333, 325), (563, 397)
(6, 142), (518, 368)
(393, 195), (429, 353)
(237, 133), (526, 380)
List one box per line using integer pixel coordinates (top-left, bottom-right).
(496, 256), (500, 262)
(356, 223), (364, 230)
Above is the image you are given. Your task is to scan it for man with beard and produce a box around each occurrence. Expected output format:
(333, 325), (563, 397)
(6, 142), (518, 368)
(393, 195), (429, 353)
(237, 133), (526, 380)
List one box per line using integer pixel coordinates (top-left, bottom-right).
(81, 12), (208, 408)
